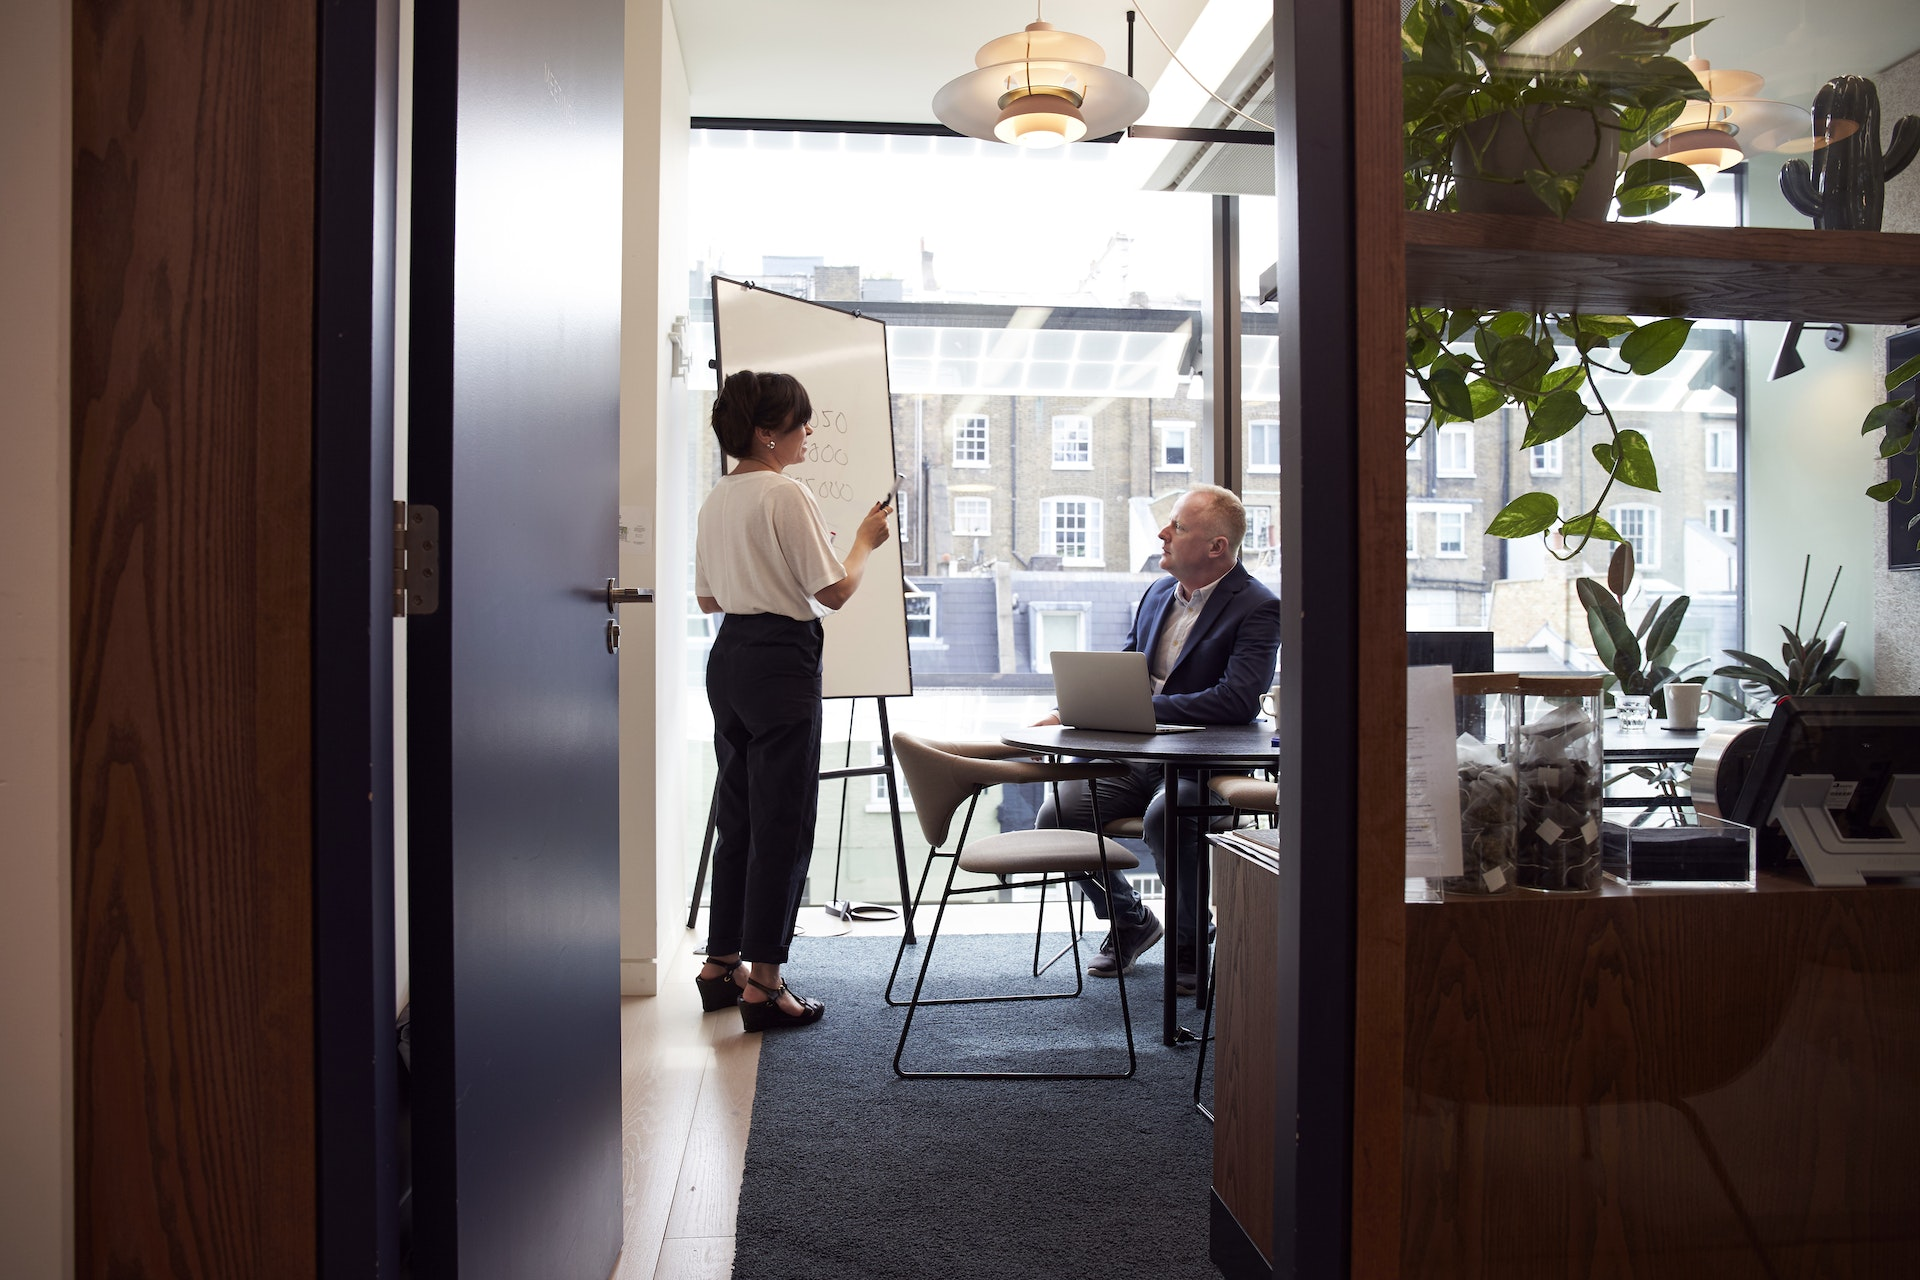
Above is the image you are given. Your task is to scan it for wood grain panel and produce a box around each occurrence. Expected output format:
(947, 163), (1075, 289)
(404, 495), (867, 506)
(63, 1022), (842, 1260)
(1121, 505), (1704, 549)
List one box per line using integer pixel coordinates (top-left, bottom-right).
(1402, 880), (1920, 1278)
(1407, 212), (1920, 324)
(1351, 0), (1410, 1273)
(1213, 845), (1279, 1267)
(71, 1), (317, 1275)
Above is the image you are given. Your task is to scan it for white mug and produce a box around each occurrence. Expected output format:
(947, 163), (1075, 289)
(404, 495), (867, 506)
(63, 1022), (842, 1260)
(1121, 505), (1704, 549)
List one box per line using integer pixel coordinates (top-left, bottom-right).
(1261, 682), (1281, 719)
(1665, 682), (1706, 730)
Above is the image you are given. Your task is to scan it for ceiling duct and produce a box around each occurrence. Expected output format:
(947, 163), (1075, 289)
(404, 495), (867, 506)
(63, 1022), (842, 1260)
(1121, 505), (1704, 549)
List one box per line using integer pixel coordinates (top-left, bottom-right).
(1142, 23), (1277, 196)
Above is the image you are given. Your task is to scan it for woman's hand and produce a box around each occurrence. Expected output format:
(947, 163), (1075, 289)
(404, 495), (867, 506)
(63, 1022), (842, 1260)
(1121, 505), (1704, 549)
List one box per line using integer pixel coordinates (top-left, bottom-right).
(854, 500), (893, 550)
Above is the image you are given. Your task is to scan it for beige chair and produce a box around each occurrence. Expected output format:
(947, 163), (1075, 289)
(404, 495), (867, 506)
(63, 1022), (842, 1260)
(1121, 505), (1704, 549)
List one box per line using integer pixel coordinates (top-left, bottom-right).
(888, 732), (1142, 1080)
(1209, 773), (1278, 822)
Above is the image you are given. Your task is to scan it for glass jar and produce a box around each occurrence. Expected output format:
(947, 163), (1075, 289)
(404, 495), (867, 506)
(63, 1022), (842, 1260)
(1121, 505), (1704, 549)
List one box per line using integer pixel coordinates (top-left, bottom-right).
(1513, 675), (1606, 892)
(1448, 673), (1519, 895)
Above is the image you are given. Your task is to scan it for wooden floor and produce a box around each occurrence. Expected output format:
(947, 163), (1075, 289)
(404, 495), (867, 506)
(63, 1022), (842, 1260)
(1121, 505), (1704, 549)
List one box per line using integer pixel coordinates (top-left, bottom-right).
(613, 904), (1044, 1279)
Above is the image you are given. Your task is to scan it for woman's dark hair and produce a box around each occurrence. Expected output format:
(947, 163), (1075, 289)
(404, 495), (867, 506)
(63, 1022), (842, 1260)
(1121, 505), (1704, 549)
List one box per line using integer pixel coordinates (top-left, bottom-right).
(712, 370), (812, 460)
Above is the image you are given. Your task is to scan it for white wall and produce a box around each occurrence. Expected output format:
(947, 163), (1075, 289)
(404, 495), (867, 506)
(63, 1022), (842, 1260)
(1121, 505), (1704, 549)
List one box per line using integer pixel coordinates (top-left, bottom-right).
(1744, 173), (1881, 689)
(0, 2), (74, 1275)
(619, 0), (691, 994)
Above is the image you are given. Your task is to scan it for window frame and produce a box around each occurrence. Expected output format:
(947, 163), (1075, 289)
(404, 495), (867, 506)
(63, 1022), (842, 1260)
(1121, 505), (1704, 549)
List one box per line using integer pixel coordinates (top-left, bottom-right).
(1040, 495), (1104, 566)
(1050, 414), (1093, 470)
(952, 494), (991, 537)
(1406, 509), (1419, 559)
(953, 414), (990, 469)
(1529, 438), (1562, 475)
(1435, 423), (1474, 478)
(1609, 503), (1660, 570)
(1158, 420), (1193, 472)
(1027, 602), (1092, 675)
(1705, 423), (1737, 472)
(1706, 502), (1736, 539)
(1434, 509), (1467, 558)
(1244, 505), (1274, 551)
(1247, 418), (1280, 473)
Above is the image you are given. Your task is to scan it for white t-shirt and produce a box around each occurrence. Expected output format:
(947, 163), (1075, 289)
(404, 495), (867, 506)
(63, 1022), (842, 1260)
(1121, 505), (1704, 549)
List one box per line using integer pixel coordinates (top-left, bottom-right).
(694, 470), (847, 621)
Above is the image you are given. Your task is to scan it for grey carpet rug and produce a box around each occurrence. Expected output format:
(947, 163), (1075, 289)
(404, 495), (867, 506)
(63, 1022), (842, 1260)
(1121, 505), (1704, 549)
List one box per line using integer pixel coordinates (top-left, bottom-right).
(731, 932), (1217, 1280)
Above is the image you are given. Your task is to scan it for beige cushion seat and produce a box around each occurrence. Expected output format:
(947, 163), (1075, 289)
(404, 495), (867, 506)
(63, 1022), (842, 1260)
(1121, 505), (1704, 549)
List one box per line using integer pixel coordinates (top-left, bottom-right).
(957, 829), (1140, 876)
(1102, 816), (1146, 838)
(1210, 774), (1278, 813)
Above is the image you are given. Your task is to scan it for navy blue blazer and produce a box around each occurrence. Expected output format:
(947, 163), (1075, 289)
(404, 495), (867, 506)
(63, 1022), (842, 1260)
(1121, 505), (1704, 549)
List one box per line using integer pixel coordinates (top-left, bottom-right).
(1125, 560), (1280, 725)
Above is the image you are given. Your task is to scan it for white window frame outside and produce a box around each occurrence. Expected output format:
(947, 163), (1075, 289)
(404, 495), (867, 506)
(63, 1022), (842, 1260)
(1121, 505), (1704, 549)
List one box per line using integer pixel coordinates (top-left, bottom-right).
(1248, 419), (1280, 473)
(1705, 424), (1737, 472)
(1244, 506), (1274, 551)
(1530, 439), (1562, 475)
(1051, 415), (1093, 469)
(868, 743), (915, 813)
(1026, 602), (1091, 675)
(1405, 408), (1423, 459)
(1040, 496), (1104, 567)
(1610, 503), (1660, 570)
(1435, 509), (1467, 558)
(1707, 503), (1736, 538)
(1158, 421), (1193, 472)
(953, 414), (990, 468)
(1406, 509), (1419, 558)
(952, 495), (991, 537)
(904, 587), (936, 641)
(1436, 423), (1474, 477)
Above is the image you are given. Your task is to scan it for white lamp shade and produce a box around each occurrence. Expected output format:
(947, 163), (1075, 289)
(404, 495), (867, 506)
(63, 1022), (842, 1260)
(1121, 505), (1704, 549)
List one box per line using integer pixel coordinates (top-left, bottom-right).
(933, 21), (1148, 145)
(1649, 126), (1745, 180)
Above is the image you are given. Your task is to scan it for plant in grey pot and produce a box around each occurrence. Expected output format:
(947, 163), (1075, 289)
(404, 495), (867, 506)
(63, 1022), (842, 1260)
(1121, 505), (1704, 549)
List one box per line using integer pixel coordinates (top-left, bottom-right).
(1403, 0), (1712, 219)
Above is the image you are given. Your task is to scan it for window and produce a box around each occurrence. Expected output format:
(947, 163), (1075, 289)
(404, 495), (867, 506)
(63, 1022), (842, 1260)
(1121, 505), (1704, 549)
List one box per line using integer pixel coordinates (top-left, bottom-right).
(1706, 424), (1737, 471)
(1041, 497), (1103, 565)
(1248, 419), (1280, 472)
(1436, 424), (1474, 477)
(1406, 509), (1419, 558)
(1435, 510), (1467, 557)
(952, 495), (991, 536)
(1530, 439), (1562, 475)
(904, 588), (936, 640)
(1244, 506), (1273, 551)
(1027, 604), (1090, 674)
(893, 485), (912, 549)
(1159, 421), (1193, 471)
(1051, 415), (1092, 469)
(868, 744), (914, 813)
(1707, 503), (1736, 538)
(953, 415), (989, 468)
(1610, 504), (1660, 569)
(1404, 407), (1424, 459)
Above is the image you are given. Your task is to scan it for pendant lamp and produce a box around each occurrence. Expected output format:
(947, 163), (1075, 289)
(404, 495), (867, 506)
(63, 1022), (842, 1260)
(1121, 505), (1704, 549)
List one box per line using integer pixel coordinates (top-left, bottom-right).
(1631, 58), (1858, 179)
(933, 17), (1149, 149)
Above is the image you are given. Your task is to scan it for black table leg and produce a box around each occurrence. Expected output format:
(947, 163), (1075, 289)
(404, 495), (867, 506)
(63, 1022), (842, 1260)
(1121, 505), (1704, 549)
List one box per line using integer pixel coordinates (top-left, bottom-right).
(1162, 763), (1180, 1045)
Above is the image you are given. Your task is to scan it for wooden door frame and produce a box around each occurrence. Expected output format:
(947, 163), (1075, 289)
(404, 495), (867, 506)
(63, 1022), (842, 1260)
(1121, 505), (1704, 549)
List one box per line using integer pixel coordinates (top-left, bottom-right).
(73, 1), (400, 1274)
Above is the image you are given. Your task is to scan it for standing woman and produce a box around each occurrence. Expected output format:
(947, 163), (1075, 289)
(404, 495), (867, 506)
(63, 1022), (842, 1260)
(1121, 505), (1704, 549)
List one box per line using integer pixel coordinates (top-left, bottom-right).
(693, 370), (891, 1030)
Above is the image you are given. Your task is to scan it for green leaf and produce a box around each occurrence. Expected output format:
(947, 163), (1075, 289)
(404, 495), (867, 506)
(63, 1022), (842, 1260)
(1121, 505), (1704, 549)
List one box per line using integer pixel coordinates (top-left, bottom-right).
(1522, 389), (1587, 447)
(1466, 378), (1507, 420)
(1620, 158), (1705, 198)
(1485, 310), (1532, 338)
(1562, 512), (1623, 543)
(1542, 365), (1587, 396)
(1861, 401), (1913, 435)
(1446, 309), (1480, 343)
(1620, 318), (1695, 375)
(1486, 492), (1560, 539)
(1644, 595), (1692, 666)
(1610, 429), (1661, 491)
(1608, 540), (1635, 599)
(1592, 441), (1616, 471)
(1869, 479), (1902, 501)
(1886, 352), (1920, 394)
(1524, 169), (1580, 219)
(1489, 335), (1542, 384)
(1429, 366), (1473, 420)
(1882, 431), (1916, 459)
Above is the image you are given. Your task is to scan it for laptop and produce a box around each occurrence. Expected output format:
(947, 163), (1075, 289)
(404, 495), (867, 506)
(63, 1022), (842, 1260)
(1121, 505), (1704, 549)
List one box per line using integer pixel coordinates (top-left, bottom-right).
(1050, 651), (1204, 735)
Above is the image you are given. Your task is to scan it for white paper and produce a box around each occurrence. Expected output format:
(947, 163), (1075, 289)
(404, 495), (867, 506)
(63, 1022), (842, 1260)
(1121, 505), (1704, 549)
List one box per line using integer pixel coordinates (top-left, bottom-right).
(1406, 665), (1465, 878)
(618, 504), (651, 549)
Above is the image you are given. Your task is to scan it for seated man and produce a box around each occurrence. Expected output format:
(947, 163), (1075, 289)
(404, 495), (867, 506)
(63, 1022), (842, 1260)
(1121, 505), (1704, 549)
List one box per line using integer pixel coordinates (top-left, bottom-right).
(1033, 483), (1279, 994)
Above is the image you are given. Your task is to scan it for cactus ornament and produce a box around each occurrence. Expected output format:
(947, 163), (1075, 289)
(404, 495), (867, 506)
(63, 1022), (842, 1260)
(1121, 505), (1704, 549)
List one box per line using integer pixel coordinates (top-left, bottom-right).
(1780, 75), (1919, 231)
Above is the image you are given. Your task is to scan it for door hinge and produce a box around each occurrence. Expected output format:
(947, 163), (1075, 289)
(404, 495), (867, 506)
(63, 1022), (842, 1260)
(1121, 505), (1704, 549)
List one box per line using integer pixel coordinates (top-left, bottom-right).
(393, 500), (441, 617)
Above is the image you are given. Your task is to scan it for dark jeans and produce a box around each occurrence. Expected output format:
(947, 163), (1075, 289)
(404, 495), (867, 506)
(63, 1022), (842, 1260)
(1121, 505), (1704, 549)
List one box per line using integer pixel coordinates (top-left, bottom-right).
(1034, 761), (1220, 963)
(705, 612), (824, 965)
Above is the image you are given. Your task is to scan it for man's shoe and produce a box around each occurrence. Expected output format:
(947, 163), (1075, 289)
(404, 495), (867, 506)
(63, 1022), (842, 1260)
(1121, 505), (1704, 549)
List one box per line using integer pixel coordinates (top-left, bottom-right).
(1174, 968), (1200, 997)
(1087, 912), (1164, 978)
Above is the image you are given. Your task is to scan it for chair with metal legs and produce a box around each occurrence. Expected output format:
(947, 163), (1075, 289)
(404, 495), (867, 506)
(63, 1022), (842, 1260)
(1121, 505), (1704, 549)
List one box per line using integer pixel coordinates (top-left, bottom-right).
(889, 732), (1142, 1081)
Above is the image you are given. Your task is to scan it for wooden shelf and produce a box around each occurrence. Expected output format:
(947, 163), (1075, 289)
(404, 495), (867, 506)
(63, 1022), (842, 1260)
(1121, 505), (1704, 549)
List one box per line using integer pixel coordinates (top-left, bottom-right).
(1406, 211), (1920, 325)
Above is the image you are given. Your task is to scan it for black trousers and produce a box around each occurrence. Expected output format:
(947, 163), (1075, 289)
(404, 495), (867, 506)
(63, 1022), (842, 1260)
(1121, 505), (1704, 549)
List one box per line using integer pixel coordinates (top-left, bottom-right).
(705, 612), (824, 965)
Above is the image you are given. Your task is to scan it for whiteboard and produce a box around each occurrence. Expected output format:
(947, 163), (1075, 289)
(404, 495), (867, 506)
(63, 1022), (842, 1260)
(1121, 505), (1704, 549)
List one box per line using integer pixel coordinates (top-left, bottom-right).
(711, 277), (912, 700)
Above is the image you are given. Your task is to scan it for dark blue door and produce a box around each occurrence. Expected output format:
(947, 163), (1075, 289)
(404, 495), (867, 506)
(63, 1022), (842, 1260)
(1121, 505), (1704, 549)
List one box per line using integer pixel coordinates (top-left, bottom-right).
(405, 0), (624, 1275)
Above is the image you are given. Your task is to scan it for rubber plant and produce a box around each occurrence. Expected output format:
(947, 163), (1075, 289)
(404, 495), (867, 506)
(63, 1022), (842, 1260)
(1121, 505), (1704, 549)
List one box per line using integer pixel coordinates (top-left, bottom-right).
(1403, 0), (1715, 557)
(1576, 541), (1697, 711)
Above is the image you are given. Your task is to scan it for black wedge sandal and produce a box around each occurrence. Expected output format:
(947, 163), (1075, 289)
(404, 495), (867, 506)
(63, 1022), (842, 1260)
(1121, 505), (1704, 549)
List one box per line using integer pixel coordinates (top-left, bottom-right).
(694, 958), (745, 1012)
(738, 975), (825, 1032)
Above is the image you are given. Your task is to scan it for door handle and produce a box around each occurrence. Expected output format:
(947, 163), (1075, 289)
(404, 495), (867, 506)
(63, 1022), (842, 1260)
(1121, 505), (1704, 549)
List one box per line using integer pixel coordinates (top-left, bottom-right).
(606, 578), (654, 612)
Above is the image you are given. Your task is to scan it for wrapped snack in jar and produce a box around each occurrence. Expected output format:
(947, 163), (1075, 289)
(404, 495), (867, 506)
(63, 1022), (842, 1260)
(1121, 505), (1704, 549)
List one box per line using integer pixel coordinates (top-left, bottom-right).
(1447, 673), (1519, 895)
(1513, 675), (1606, 892)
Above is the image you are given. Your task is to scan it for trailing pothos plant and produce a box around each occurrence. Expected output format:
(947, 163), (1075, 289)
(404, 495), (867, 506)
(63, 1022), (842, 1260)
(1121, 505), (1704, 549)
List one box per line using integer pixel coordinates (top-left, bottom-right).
(1864, 351), (1920, 523)
(1403, 0), (1712, 219)
(1403, 0), (1716, 556)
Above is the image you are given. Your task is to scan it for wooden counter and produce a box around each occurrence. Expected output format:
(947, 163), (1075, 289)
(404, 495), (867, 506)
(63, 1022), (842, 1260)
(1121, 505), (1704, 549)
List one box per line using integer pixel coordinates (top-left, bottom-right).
(1402, 875), (1920, 1278)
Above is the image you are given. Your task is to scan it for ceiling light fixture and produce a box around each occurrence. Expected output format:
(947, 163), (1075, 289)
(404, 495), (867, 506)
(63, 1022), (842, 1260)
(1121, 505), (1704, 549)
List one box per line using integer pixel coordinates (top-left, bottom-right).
(933, 9), (1148, 149)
